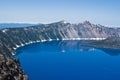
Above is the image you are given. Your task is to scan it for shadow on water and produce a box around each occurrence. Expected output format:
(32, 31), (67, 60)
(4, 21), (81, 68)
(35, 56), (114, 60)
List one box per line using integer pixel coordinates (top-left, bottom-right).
(58, 40), (120, 56)
(98, 48), (120, 56)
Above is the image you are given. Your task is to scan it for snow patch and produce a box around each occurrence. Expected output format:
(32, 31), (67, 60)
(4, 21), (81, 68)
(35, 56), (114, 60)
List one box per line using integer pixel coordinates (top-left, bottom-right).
(16, 45), (20, 48)
(2, 29), (8, 33)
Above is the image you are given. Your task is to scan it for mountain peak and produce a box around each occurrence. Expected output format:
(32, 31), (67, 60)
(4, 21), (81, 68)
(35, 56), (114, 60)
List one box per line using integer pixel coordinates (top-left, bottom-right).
(83, 21), (91, 25)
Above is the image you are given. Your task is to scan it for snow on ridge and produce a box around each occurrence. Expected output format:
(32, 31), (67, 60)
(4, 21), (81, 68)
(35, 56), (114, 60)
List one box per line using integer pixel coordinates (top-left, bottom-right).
(61, 38), (106, 40)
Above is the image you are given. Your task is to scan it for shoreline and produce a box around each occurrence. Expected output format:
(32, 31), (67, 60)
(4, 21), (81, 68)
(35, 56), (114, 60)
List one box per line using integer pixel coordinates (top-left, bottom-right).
(13, 38), (106, 55)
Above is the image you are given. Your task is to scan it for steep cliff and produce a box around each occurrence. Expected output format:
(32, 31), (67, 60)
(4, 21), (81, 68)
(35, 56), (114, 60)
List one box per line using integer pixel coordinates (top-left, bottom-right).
(0, 21), (120, 56)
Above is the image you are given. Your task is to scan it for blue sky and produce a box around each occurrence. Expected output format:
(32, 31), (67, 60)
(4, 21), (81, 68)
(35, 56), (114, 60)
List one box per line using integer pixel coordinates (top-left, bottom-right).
(0, 0), (120, 27)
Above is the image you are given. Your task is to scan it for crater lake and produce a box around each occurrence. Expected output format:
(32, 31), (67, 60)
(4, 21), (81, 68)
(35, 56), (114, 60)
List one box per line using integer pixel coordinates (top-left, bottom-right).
(15, 40), (120, 80)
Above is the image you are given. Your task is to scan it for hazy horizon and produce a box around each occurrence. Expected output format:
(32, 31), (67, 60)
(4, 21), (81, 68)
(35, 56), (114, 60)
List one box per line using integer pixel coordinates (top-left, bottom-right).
(0, 0), (120, 27)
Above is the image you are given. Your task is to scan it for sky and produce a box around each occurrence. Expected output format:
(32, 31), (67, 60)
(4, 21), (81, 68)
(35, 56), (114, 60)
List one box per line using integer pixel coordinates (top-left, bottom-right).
(0, 0), (120, 27)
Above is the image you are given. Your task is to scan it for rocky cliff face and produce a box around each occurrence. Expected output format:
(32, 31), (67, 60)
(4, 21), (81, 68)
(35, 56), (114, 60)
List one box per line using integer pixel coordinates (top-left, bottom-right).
(0, 21), (120, 56)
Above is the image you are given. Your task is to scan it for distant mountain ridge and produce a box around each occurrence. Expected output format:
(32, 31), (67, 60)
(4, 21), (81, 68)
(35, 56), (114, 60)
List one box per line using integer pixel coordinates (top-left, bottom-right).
(0, 23), (40, 29)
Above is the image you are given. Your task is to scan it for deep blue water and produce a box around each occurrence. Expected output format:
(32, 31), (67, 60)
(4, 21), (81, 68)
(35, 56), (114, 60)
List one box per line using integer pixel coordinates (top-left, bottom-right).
(15, 40), (120, 80)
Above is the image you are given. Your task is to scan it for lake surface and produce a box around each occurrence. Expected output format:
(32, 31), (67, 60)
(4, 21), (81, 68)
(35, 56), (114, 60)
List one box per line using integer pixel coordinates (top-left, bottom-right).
(15, 40), (120, 80)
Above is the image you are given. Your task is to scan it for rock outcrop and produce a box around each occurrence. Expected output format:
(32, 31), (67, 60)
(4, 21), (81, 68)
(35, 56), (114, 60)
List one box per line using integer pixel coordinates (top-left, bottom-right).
(0, 57), (28, 80)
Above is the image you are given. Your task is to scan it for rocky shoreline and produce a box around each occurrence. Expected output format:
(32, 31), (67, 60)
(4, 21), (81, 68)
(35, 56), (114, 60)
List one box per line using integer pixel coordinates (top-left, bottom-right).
(0, 57), (28, 80)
